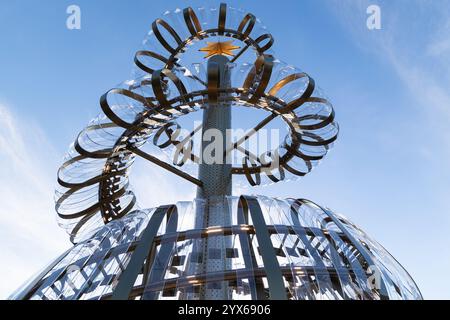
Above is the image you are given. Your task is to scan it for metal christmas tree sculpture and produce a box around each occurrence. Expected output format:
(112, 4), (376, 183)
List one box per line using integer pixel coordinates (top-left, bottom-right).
(11, 3), (421, 300)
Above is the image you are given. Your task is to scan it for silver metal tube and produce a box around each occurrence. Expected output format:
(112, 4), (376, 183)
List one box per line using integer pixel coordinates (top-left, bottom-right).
(194, 55), (232, 299)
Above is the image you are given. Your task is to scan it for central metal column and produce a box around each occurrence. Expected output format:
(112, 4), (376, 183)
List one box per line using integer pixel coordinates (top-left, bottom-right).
(194, 55), (232, 299)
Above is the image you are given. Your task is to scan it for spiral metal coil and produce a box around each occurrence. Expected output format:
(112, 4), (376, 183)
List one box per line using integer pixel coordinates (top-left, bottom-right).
(8, 3), (423, 301)
(56, 4), (338, 242)
(11, 197), (421, 300)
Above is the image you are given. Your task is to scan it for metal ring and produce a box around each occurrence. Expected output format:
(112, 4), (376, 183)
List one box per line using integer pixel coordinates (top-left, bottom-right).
(254, 33), (274, 52)
(58, 165), (127, 189)
(282, 158), (312, 177)
(172, 139), (194, 166)
(259, 151), (285, 183)
(297, 130), (338, 147)
(101, 191), (137, 223)
(152, 18), (183, 55)
(268, 73), (314, 99)
(242, 156), (261, 186)
(56, 181), (129, 220)
(100, 88), (153, 129)
(237, 13), (256, 39)
(151, 69), (189, 111)
(218, 3), (227, 36)
(183, 7), (203, 38)
(55, 14), (340, 238)
(134, 51), (169, 74)
(284, 138), (325, 161)
(74, 130), (112, 159)
(243, 55), (274, 104)
(289, 99), (335, 131)
(153, 122), (181, 149)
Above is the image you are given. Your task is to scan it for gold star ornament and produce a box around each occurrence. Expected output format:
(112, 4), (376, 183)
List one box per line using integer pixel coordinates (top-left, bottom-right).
(199, 41), (240, 59)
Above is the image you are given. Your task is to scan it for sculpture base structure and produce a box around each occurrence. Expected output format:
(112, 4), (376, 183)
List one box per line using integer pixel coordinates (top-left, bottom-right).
(10, 3), (422, 302)
(10, 196), (422, 300)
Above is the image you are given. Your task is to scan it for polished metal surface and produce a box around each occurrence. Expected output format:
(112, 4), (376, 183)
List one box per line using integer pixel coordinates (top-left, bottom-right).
(195, 55), (232, 299)
(10, 197), (422, 300)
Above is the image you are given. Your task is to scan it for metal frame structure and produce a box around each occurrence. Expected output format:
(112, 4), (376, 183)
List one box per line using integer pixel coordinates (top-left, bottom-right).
(11, 196), (421, 300)
(55, 3), (337, 241)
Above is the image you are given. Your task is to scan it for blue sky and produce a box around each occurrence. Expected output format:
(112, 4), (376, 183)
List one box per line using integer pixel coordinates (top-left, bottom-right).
(1, 0), (450, 299)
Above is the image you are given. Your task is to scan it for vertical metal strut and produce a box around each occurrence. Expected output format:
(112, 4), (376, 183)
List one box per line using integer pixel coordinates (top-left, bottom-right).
(194, 55), (232, 299)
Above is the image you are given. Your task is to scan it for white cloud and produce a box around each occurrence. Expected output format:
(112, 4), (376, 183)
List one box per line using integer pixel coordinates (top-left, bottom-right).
(327, 0), (450, 299)
(427, 34), (450, 58)
(0, 103), (70, 299)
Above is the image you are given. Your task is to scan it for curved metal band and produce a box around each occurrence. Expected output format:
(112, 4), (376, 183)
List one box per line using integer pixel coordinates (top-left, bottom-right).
(13, 247), (73, 300)
(265, 168), (285, 183)
(131, 5), (274, 79)
(68, 212), (97, 243)
(284, 140), (325, 161)
(288, 202), (342, 298)
(151, 120), (200, 164)
(74, 132), (112, 159)
(112, 205), (175, 300)
(293, 102), (335, 131)
(268, 72), (314, 98)
(96, 110), (160, 225)
(56, 25), (339, 238)
(152, 18), (183, 55)
(242, 156), (262, 186)
(151, 69), (189, 111)
(236, 202), (265, 299)
(153, 122), (181, 149)
(57, 123), (121, 188)
(297, 130), (338, 147)
(59, 85), (167, 236)
(294, 199), (390, 300)
(183, 7), (203, 38)
(133, 3), (276, 78)
(237, 13), (256, 39)
(57, 124), (146, 239)
(56, 181), (130, 220)
(134, 50), (169, 74)
(101, 191), (137, 223)
(172, 139), (196, 166)
(282, 158), (312, 177)
(142, 208), (179, 300)
(243, 55), (274, 104)
(100, 88), (153, 129)
(254, 33), (274, 52)
(261, 152), (286, 183)
(239, 196), (287, 300)
(218, 3), (227, 36)
(282, 95), (329, 114)
(58, 167), (128, 190)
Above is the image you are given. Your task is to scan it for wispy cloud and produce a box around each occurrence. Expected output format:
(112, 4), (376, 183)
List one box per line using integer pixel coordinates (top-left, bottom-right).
(329, 0), (450, 162)
(427, 28), (450, 58)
